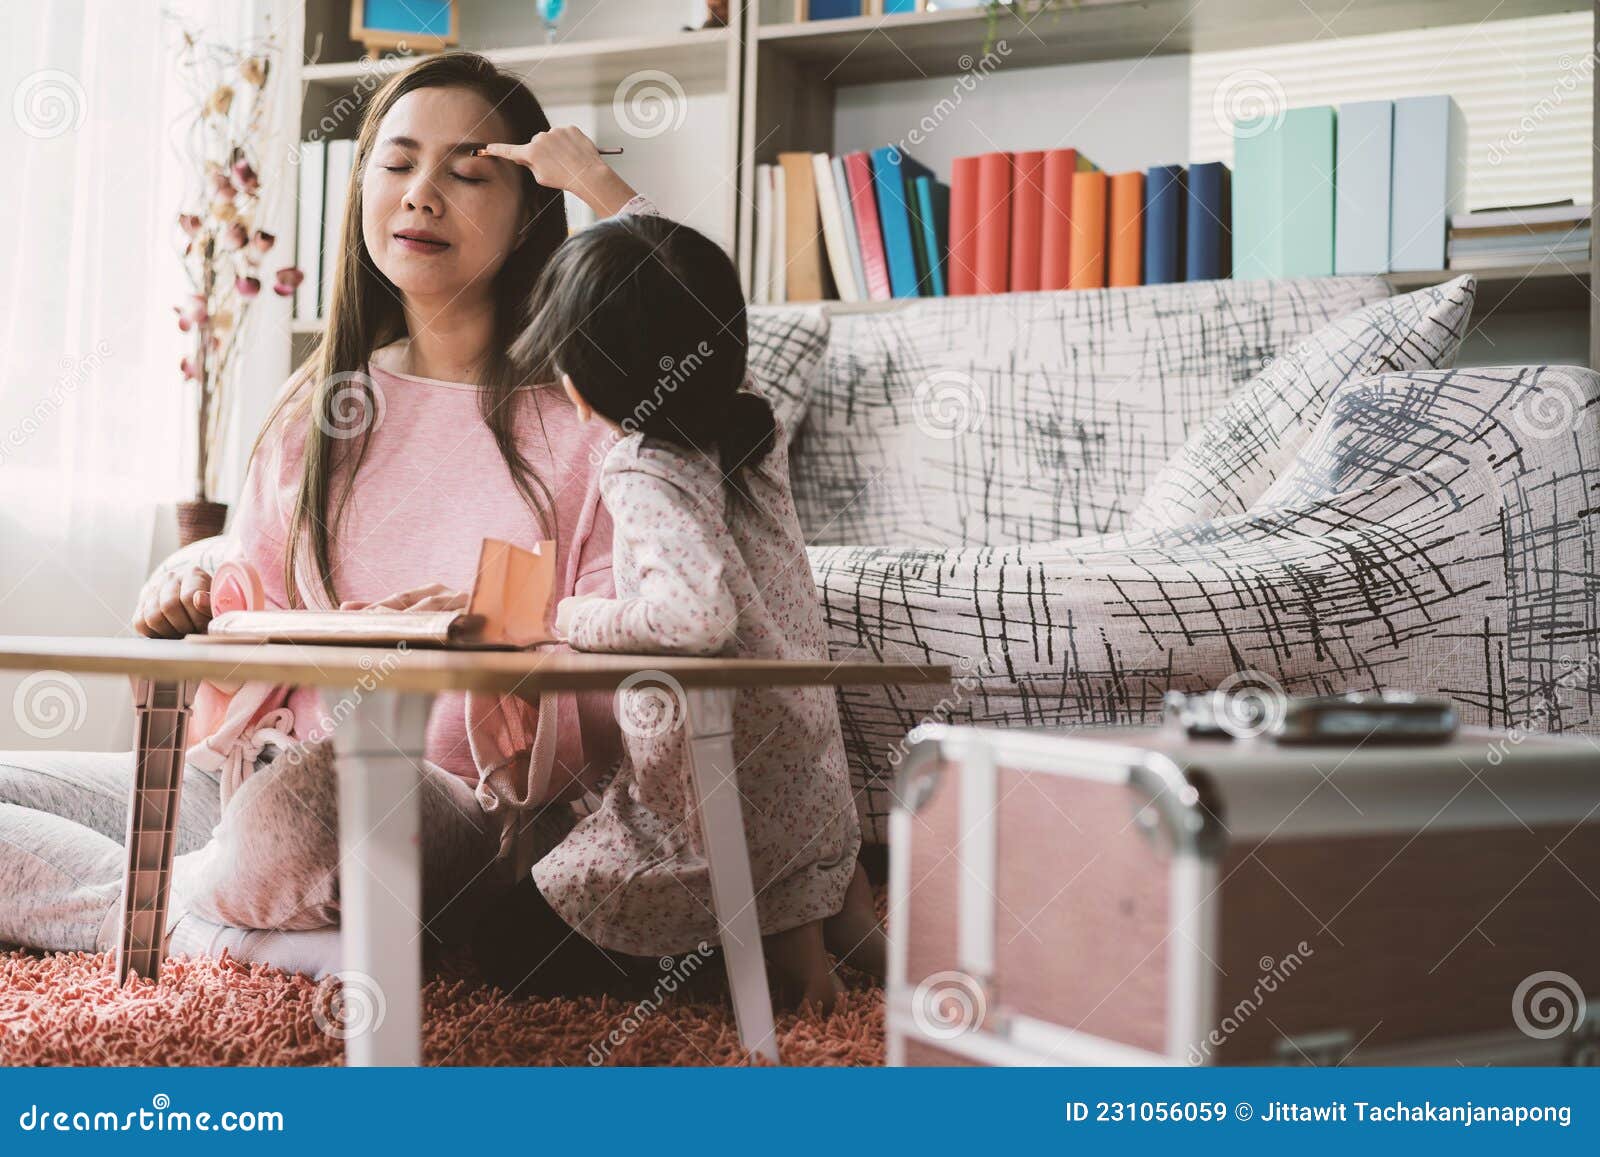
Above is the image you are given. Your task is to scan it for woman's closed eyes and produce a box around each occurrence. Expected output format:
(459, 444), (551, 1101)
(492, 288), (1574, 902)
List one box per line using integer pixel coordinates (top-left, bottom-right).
(378, 162), (488, 184)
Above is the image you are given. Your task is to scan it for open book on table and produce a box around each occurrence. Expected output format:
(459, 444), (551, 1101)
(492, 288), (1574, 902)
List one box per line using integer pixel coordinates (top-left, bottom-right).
(189, 538), (556, 650)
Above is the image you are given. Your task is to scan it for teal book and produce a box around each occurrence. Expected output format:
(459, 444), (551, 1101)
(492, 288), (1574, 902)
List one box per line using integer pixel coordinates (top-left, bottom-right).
(914, 174), (949, 296)
(1280, 106), (1335, 276)
(1335, 100), (1393, 275)
(906, 177), (931, 294)
(1231, 115), (1283, 279)
(1232, 107), (1336, 277)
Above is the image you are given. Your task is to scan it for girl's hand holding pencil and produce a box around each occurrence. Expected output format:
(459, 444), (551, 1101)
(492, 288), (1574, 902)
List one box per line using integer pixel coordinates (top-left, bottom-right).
(474, 126), (637, 218)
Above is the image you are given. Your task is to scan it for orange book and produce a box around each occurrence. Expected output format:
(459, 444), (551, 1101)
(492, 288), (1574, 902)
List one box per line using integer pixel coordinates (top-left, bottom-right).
(1067, 170), (1108, 289)
(1008, 150), (1046, 291)
(1108, 170), (1145, 287)
(974, 152), (1013, 296)
(948, 155), (981, 295)
(1040, 148), (1093, 289)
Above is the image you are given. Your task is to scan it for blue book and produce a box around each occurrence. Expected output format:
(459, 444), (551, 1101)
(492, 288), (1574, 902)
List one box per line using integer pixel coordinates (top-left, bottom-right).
(914, 174), (949, 296)
(1390, 95), (1467, 272)
(870, 146), (933, 298)
(881, 0), (918, 12)
(1142, 164), (1186, 284)
(805, 0), (863, 18)
(1185, 161), (1231, 281)
(1335, 100), (1394, 275)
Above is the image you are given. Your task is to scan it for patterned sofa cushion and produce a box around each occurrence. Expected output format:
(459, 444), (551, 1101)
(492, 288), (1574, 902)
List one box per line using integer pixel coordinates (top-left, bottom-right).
(1128, 275), (1476, 530)
(786, 277), (1394, 549)
(745, 304), (830, 445)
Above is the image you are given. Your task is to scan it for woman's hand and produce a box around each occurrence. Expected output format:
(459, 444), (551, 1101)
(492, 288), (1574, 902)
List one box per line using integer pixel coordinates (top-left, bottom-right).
(340, 583), (468, 613)
(477, 126), (638, 219)
(133, 564), (213, 638)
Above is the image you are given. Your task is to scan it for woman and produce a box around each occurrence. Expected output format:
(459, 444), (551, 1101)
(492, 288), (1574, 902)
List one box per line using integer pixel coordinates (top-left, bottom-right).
(0, 53), (638, 976)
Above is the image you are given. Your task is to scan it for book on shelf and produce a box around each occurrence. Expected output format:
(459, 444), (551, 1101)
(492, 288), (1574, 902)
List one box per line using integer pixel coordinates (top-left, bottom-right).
(1185, 161), (1232, 281)
(1391, 94), (1467, 272)
(1041, 148), (1096, 290)
(832, 157), (870, 300)
(779, 151), (828, 302)
(1068, 170), (1108, 289)
(871, 146), (935, 298)
(1446, 203), (1590, 269)
(772, 163), (788, 304)
(294, 140), (326, 320)
(973, 151), (1012, 295)
(844, 152), (892, 300)
(1107, 170), (1144, 288)
(914, 175), (950, 297)
(1232, 106), (1333, 278)
(949, 154), (980, 295)
(753, 164), (774, 305)
(1143, 164), (1186, 284)
(814, 153), (862, 302)
(320, 139), (357, 319)
(1335, 100), (1394, 276)
(1009, 150), (1046, 293)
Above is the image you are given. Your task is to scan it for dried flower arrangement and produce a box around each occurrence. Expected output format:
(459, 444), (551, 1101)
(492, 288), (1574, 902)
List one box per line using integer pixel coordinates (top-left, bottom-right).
(170, 18), (300, 543)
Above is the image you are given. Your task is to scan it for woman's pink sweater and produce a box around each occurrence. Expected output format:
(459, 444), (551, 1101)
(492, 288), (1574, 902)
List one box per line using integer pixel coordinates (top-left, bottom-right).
(197, 350), (623, 836)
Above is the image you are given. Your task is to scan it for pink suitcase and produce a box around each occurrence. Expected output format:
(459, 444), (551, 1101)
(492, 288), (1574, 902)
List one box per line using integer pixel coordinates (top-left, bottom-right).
(888, 723), (1600, 1066)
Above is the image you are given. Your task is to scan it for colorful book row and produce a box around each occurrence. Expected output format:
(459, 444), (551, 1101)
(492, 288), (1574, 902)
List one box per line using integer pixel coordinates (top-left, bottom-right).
(753, 149), (950, 304)
(947, 151), (1233, 293)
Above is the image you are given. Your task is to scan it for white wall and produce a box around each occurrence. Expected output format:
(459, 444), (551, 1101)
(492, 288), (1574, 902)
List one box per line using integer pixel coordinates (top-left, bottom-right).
(834, 54), (1192, 181)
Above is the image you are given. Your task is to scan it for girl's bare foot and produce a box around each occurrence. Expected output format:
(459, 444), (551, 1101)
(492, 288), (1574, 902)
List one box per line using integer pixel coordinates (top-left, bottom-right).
(764, 919), (843, 1013)
(823, 861), (886, 977)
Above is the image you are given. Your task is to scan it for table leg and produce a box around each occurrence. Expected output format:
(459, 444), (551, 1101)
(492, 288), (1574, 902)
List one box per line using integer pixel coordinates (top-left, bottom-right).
(683, 686), (780, 1064)
(329, 689), (432, 1066)
(116, 677), (196, 983)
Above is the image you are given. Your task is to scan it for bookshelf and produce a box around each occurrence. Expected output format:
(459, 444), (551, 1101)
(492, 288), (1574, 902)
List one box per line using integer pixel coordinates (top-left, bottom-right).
(279, 1), (1598, 368)
(735, 0), (1598, 367)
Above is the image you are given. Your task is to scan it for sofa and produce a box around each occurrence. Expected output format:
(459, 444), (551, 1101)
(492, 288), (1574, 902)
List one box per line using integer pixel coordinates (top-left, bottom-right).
(746, 275), (1600, 842)
(151, 275), (1600, 849)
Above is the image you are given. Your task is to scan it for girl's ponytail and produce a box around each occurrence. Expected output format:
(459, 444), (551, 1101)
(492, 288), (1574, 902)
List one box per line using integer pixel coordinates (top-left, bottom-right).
(718, 389), (777, 472)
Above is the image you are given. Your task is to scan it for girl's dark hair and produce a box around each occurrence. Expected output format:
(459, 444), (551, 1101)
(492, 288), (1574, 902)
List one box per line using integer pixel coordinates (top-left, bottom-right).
(511, 213), (775, 503)
(250, 52), (569, 609)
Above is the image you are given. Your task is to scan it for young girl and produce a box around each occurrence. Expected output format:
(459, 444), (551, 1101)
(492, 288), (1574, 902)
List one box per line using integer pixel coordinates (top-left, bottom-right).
(510, 213), (884, 1008)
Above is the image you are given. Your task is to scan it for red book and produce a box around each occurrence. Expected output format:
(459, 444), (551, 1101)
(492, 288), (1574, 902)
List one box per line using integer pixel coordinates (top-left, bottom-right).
(1040, 148), (1090, 290)
(948, 155), (981, 296)
(843, 152), (892, 301)
(1068, 170), (1108, 289)
(974, 152), (1013, 296)
(1008, 150), (1045, 292)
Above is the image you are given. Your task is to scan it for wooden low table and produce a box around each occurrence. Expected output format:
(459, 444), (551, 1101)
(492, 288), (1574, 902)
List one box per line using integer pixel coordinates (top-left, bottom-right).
(0, 636), (949, 1065)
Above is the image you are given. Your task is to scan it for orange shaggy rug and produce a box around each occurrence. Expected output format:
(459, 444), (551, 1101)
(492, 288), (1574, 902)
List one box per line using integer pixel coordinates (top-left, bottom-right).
(0, 946), (885, 1067)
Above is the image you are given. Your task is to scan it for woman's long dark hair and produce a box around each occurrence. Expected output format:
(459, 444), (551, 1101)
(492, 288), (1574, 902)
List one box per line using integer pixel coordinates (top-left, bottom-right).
(510, 213), (774, 505)
(250, 52), (569, 609)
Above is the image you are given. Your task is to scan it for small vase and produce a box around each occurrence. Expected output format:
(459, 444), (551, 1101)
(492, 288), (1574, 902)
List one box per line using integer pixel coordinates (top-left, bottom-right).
(176, 499), (229, 548)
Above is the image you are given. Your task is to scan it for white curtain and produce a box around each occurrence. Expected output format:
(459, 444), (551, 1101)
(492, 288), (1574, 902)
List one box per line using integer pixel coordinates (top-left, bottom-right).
(0, 0), (296, 750)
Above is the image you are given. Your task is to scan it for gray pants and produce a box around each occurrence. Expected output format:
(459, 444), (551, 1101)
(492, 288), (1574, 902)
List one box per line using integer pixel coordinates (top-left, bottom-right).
(0, 739), (520, 959)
